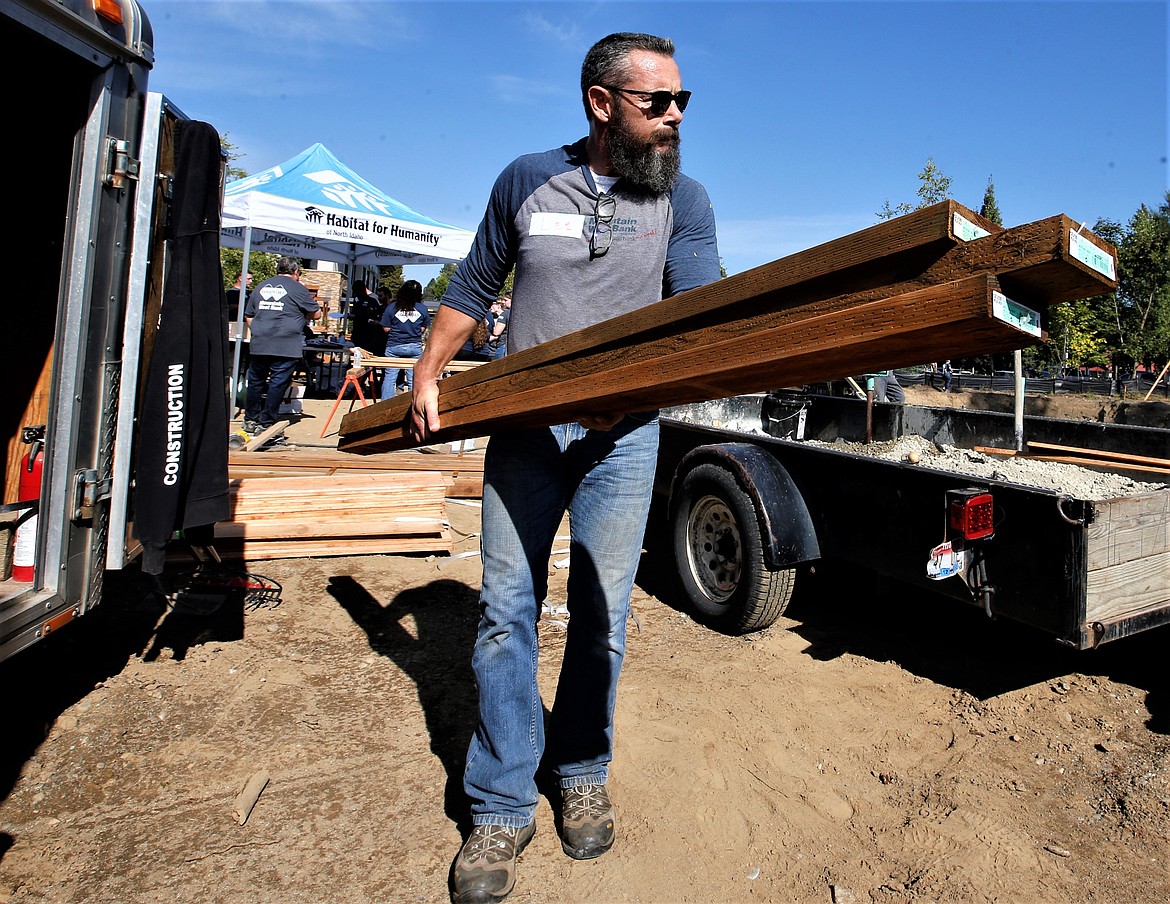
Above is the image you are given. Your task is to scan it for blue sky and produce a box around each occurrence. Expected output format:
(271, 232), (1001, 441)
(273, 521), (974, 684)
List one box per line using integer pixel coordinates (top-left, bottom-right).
(147, 0), (1167, 283)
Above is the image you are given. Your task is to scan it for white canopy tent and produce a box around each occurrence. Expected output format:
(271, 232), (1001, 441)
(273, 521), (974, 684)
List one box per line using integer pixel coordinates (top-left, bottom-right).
(222, 143), (475, 394)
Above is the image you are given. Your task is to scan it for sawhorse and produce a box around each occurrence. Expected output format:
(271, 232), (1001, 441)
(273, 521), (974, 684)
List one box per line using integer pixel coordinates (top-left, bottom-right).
(319, 366), (374, 438)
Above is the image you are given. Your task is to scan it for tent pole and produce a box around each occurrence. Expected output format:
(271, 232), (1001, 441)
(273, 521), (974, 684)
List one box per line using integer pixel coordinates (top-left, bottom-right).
(229, 228), (253, 417)
(342, 246), (358, 341)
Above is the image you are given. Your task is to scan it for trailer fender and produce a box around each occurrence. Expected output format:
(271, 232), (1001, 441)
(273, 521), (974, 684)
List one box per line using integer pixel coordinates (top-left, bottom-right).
(670, 443), (820, 570)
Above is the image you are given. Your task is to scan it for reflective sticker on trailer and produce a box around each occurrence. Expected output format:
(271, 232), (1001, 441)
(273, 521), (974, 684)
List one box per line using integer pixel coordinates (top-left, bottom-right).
(927, 541), (966, 580)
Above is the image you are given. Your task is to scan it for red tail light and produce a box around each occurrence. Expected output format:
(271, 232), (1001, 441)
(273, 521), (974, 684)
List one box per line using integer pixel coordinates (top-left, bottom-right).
(949, 489), (994, 541)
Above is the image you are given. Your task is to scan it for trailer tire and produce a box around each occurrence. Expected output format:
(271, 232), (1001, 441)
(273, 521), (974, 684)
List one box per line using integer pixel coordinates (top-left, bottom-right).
(672, 462), (795, 634)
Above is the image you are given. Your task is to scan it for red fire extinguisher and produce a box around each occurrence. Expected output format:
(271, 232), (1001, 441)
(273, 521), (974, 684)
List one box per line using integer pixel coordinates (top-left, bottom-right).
(12, 425), (46, 583)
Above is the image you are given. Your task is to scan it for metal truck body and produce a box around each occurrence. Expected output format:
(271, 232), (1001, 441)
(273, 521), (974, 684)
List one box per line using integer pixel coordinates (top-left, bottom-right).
(654, 392), (1170, 649)
(0, 0), (204, 661)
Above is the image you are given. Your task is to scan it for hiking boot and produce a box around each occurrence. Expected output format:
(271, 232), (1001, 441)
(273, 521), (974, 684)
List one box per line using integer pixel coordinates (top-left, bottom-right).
(560, 783), (615, 860)
(451, 821), (535, 904)
(243, 420), (263, 434)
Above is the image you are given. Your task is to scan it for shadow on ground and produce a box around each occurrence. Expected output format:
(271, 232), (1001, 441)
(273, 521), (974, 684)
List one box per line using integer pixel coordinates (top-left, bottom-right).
(328, 575), (481, 829)
(636, 532), (1170, 736)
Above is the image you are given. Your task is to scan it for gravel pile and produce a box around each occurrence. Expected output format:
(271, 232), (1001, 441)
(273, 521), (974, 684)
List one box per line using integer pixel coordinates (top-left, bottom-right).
(663, 399), (1168, 501)
(816, 434), (1167, 500)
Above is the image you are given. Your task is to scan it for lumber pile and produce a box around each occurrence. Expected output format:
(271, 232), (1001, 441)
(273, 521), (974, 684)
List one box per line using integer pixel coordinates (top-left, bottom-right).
(205, 472), (454, 561)
(339, 200), (1119, 454)
(227, 448), (484, 498)
(356, 355), (485, 374)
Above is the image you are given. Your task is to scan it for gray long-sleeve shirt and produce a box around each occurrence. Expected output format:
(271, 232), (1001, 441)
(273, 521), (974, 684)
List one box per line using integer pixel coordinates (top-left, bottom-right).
(441, 138), (720, 353)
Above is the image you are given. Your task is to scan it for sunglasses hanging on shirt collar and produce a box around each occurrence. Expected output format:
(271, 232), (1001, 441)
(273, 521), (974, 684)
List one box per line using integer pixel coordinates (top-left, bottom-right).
(590, 193), (617, 259)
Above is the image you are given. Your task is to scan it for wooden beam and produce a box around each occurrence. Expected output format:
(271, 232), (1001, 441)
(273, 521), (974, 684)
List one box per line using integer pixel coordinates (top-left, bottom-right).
(344, 213), (1111, 437)
(1025, 441), (1170, 471)
(339, 207), (1117, 454)
(182, 533), (454, 561)
(343, 201), (981, 433)
(214, 517), (448, 540)
(225, 449), (485, 497)
(227, 449), (484, 472)
(338, 275), (1044, 453)
(241, 420), (289, 451)
(211, 472), (454, 557)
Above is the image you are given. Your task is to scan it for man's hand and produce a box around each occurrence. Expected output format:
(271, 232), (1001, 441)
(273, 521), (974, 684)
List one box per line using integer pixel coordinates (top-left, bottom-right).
(405, 305), (488, 443)
(409, 376), (441, 443)
(577, 413), (625, 431)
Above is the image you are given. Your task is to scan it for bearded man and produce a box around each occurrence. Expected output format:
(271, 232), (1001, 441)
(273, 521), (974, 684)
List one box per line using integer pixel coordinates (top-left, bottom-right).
(409, 32), (720, 904)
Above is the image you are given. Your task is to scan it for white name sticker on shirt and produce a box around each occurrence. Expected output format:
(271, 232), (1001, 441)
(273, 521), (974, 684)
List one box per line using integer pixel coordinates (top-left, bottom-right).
(530, 212), (585, 238)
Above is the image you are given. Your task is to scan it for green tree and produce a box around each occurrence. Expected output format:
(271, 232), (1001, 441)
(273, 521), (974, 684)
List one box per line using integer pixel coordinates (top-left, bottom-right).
(979, 176), (1003, 226)
(220, 134), (249, 182)
(423, 264), (513, 301)
(221, 248), (277, 291)
(425, 262), (459, 300)
(1096, 197), (1170, 374)
(877, 156), (953, 220)
(1046, 198), (1170, 382)
(378, 266), (405, 295)
(1046, 297), (1110, 372)
(218, 136), (276, 288)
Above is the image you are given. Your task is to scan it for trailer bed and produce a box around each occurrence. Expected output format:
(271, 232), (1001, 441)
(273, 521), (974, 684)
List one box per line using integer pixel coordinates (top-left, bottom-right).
(655, 393), (1170, 647)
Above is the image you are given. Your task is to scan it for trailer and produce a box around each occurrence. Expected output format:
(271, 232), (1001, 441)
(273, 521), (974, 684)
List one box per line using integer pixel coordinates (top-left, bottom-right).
(653, 391), (1170, 649)
(0, 0), (224, 662)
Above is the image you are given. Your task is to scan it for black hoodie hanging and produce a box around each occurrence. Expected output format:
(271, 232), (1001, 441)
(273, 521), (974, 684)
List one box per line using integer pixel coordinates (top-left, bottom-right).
(134, 120), (231, 574)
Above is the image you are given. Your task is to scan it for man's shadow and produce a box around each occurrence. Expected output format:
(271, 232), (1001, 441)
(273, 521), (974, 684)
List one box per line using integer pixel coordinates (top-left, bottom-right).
(328, 575), (481, 828)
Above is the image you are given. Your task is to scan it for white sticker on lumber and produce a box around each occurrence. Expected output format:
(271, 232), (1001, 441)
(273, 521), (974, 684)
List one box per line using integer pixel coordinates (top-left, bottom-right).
(991, 291), (1042, 338)
(953, 212), (991, 242)
(1069, 230), (1116, 279)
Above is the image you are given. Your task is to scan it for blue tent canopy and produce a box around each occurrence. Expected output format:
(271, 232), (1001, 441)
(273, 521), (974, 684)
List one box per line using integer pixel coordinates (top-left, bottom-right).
(221, 143), (474, 266)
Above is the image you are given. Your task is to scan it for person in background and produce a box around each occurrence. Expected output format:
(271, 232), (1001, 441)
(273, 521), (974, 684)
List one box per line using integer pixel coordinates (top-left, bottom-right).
(243, 257), (320, 434)
(376, 285), (394, 311)
(875, 369), (905, 404)
(453, 308), (496, 363)
(486, 292), (511, 359)
(408, 31), (719, 904)
(942, 359), (953, 393)
(225, 270), (253, 330)
(349, 279), (385, 354)
(380, 279), (430, 397)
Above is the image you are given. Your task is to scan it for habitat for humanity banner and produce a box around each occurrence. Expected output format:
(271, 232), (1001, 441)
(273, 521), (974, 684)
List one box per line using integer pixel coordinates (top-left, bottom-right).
(221, 143), (473, 265)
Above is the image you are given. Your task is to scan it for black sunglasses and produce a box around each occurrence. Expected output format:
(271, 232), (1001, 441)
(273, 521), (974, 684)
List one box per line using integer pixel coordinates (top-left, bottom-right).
(603, 85), (692, 117)
(590, 193), (617, 259)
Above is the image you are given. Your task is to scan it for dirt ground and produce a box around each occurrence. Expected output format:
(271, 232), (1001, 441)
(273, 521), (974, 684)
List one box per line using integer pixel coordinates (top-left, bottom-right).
(1, 391), (1168, 904)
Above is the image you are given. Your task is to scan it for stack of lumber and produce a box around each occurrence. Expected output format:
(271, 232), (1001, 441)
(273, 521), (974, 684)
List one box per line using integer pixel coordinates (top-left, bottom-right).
(227, 448), (484, 498)
(339, 200), (1118, 454)
(355, 355), (485, 374)
(208, 472), (453, 561)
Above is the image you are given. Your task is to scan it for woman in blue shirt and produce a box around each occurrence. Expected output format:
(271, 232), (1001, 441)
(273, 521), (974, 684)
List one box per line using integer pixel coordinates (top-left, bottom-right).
(379, 280), (430, 397)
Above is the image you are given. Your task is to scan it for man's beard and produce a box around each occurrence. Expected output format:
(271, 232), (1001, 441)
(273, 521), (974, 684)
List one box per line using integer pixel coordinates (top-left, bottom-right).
(607, 102), (681, 195)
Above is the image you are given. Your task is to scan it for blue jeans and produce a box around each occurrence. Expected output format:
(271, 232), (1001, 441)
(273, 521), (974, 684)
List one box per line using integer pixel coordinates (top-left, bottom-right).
(245, 354), (298, 426)
(465, 413), (660, 827)
(383, 341), (423, 398)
